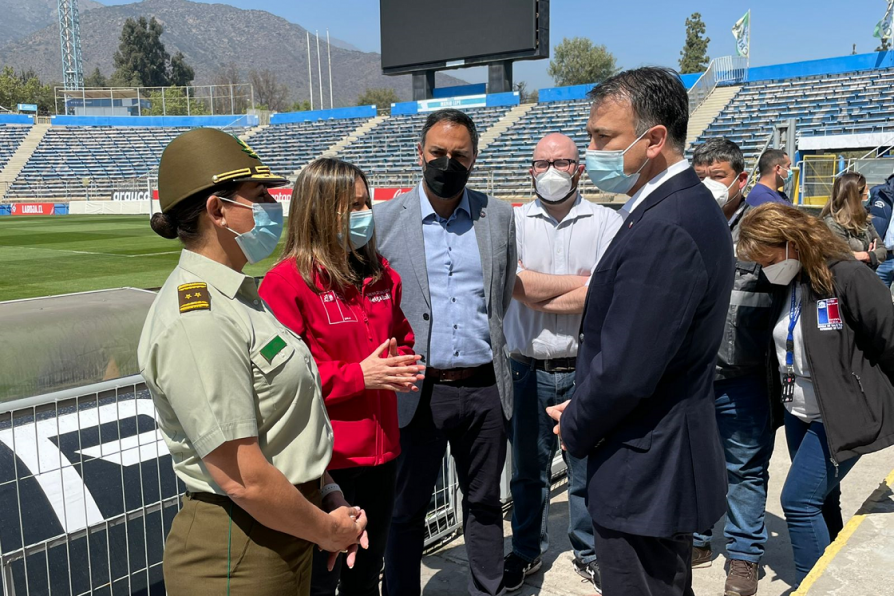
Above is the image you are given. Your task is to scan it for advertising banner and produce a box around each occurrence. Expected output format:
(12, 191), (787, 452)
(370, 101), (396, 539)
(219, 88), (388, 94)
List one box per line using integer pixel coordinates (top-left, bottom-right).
(372, 187), (413, 201)
(111, 189), (151, 201)
(417, 94), (487, 113)
(9, 202), (55, 215)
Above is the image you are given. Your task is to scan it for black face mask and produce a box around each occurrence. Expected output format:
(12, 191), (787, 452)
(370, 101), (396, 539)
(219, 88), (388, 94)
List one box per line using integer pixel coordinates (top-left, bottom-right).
(423, 156), (471, 199)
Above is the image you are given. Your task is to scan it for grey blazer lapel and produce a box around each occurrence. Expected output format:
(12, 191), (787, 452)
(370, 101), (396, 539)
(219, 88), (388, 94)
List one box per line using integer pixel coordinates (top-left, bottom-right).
(401, 189), (431, 308)
(469, 191), (494, 309)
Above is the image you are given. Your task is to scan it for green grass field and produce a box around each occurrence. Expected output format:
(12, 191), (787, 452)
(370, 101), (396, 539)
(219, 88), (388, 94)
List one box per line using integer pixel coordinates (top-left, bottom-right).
(0, 215), (285, 302)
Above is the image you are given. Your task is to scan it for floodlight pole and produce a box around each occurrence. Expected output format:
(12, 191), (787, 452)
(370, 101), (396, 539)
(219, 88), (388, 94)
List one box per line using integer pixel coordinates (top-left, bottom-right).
(58, 0), (84, 89)
(307, 31), (314, 110)
(327, 29), (334, 109)
(316, 31), (324, 109)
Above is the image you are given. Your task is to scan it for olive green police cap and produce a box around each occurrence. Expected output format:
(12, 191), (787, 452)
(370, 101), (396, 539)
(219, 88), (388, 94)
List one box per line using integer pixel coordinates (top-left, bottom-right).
(157, 128), (289, 213)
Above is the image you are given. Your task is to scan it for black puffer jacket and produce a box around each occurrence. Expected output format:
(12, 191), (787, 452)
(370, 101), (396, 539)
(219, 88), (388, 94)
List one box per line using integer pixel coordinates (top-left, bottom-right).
(769, 259), (894, 464)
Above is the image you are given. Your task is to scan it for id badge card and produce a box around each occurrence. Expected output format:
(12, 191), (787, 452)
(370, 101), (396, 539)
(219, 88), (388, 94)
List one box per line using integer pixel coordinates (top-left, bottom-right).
(782, 370), (796, 403)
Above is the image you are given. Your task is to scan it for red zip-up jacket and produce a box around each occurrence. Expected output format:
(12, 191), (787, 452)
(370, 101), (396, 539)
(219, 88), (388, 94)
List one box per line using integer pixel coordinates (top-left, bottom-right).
(259, 256), (414, 470)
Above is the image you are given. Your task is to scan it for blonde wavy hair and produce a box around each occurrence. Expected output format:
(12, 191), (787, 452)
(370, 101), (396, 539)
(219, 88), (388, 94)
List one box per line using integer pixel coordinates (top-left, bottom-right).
(820, 171), (869, 235)
(737, 203), (852, 297)
(279, 158), (381, 292)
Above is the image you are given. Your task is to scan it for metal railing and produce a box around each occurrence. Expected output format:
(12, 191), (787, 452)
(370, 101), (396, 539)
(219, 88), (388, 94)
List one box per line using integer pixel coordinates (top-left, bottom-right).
(688, 56), (749, 114)
(0, 377), (463, 595)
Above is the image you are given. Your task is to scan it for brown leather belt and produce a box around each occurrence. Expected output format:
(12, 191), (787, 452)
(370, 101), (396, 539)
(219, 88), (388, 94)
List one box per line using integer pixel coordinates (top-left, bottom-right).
(511, 354), (576, 372)
(425, 362), (493, 383)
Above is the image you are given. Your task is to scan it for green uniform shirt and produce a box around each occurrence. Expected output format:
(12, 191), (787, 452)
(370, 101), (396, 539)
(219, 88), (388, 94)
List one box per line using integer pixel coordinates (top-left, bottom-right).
(138, 250), (333, 495)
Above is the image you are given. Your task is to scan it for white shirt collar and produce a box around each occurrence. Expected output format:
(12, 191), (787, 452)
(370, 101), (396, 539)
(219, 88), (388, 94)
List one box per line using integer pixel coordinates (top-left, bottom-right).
(620, 159), (691, 219)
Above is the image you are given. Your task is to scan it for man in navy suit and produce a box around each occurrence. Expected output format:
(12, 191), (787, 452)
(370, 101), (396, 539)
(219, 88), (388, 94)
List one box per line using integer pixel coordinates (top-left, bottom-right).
(547, 67), (735, 595)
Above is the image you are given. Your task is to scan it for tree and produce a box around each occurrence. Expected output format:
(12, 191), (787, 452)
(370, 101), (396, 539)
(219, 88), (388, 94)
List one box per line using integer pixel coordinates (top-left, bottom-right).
(111, 17), (195, 88)
(514, 81), (538, 103)
(0, 67), (57, 115)
(211, 63), (248, 114)
(169, 52), (195, 87)
(248, 69), (289, 112)
(290, 100), (313, 112)
(145, 87), (209, 116)
(679, 13), (711, 74)
(356, 88), (399, 108)
(84, 67), (108, 87)
(547, 38), (619, 87)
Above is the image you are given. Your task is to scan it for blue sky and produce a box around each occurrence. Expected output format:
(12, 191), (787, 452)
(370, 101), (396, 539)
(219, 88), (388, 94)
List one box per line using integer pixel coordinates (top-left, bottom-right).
(98, 0), (891, 90)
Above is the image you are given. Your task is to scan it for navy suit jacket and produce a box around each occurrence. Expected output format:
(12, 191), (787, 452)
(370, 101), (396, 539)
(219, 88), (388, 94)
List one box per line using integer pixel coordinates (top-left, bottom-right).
(562, 166), (735, 538)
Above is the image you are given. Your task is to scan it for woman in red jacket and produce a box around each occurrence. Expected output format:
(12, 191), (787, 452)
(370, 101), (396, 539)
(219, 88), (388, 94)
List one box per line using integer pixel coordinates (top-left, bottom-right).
(260, 158), (423, 596)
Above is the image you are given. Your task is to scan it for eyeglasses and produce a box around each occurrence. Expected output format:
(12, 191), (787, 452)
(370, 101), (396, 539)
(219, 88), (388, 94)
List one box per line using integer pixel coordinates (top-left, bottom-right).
(531, 159), (577, 172)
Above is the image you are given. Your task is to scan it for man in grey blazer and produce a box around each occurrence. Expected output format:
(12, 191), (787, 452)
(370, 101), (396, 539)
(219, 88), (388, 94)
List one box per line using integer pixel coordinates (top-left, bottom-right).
(375, 108), (516, 596)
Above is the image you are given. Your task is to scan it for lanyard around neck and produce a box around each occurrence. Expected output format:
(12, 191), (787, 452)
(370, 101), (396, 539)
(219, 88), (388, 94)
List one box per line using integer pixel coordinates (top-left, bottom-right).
(785, 285), (802, 369)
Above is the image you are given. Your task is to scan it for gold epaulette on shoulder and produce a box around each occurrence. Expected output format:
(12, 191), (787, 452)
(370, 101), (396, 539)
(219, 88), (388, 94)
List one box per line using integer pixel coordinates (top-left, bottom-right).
(178, 282), (211, 313)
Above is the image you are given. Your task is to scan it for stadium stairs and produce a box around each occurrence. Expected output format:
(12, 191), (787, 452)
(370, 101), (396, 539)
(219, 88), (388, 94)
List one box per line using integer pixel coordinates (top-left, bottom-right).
(0, 124), (50, 202)
(686, 85), (742, 147)
(477, 103), (537, 152)
(318, 114), (388, 165)
(239, 124), (270, 141)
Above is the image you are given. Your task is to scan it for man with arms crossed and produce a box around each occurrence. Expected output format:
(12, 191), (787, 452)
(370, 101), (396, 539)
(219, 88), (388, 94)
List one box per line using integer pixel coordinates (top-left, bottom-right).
(504, 132), (621, 593)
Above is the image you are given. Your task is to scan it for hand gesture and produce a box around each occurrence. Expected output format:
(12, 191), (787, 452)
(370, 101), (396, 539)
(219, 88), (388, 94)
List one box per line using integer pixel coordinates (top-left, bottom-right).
(545, 400), (570, 451)
(360, 338), (425, 392)
(319, 505), (369, 570)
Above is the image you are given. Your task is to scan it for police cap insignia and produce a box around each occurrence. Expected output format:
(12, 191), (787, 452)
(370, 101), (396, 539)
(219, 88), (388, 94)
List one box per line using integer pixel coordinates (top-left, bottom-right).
(178, 283), (211, 313)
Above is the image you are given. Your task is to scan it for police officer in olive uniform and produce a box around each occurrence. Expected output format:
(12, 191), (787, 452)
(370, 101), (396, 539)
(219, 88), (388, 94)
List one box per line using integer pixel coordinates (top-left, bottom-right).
(138, 128), (368, 596)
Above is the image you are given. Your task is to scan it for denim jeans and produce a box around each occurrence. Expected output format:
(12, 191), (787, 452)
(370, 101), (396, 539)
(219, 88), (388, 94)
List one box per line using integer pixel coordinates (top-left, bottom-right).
(876, 256), (894, 288)
(782, 411), (860, 585)
(506, 358), (596, 564)
(693, 375), (774, 563)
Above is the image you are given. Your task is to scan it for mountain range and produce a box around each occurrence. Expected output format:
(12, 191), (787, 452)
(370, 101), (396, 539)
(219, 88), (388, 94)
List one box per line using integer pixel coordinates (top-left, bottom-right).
(0, 0), (465, 106)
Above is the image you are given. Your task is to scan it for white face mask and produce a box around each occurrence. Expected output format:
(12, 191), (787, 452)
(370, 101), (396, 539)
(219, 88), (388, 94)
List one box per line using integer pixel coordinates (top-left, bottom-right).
(702, 177), (739, 207)
(762, 244), (801, 286)
(534, 167), (576, 204)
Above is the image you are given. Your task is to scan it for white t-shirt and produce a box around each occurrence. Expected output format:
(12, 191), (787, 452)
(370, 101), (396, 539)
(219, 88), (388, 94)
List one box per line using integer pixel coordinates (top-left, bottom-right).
(772, 284), (822, 422)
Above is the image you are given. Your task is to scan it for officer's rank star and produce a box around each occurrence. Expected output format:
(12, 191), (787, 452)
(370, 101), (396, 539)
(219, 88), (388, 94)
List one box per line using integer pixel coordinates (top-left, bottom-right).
(178, 283), (211, 313)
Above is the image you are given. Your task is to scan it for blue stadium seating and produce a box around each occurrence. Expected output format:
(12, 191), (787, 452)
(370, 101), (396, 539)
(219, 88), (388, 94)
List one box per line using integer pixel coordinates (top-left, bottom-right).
(336, 106), (510, 187)
(0, 125), (30, 169)
(692, 67), (894, 164)
(6, 126), (247, 199)
(248, 117), (371, 176)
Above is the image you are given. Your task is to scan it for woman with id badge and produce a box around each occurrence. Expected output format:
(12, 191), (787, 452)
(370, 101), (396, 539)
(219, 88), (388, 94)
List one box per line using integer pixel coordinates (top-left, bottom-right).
(737, 202), (894, 585)
(138, 130), (367, 595)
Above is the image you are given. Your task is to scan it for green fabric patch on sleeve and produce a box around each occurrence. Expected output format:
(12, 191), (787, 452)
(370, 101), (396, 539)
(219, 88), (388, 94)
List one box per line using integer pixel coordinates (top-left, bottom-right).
(260, 335), (287, 363)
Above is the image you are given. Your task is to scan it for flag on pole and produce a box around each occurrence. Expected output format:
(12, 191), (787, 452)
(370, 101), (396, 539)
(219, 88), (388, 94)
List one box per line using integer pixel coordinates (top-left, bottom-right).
(874, 0), (894, 41)
(732, 10), (751, 58)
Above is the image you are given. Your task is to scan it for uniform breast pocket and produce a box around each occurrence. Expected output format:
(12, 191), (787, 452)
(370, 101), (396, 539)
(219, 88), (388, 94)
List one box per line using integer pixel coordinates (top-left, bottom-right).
(250, 334), (297, 381)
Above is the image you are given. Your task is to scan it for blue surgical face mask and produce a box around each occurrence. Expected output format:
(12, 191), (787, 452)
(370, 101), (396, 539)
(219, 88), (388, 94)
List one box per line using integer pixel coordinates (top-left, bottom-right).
(585, 129), (651, 195)
(220, 197), (284, 264)
(345, 210), (375, 250)
(784, 167), (793, 183)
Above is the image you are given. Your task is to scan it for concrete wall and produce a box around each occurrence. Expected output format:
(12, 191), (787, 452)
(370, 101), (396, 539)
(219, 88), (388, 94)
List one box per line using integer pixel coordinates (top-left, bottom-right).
(270, 105), (377, 125)
(50, 114), (259, 128)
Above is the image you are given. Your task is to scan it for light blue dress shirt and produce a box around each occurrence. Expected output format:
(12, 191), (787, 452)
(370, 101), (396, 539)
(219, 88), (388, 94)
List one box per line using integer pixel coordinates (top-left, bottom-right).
(419, 183), (493, 369)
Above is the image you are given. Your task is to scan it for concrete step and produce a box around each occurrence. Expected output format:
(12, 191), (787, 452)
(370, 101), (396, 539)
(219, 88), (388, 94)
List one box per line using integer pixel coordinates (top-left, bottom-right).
(686, 85), (741, 148)
(0, 124), (51, 201)
(479, 103), (536, 152)
(239, 124), (268, 141)
(296, 115), (389, 176)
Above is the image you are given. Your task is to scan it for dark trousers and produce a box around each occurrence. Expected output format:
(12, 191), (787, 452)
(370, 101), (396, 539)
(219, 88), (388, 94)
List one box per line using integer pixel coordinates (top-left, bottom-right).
(593, 523), (694, 596)
(382, 367), (507, 596)
(310, 460), (397, 596)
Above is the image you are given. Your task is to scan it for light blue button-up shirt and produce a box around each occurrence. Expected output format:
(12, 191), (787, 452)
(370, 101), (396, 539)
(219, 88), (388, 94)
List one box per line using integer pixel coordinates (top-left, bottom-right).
(419, 183), (493, 369)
